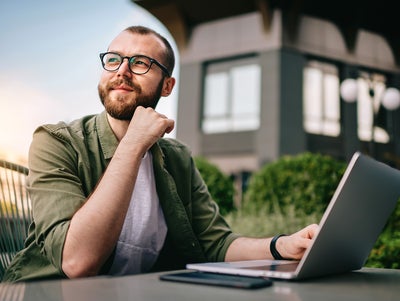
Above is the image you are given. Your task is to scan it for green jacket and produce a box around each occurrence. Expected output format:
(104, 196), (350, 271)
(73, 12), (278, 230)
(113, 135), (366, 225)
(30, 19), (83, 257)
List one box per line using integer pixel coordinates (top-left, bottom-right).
(3, 111), (238, 282)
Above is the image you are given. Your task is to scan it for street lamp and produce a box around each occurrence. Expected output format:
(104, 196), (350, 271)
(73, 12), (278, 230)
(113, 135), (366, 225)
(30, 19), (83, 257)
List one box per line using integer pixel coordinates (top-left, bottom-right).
(340, 77), (400, 157)
(340, 78), (359, 103)
(382, 88), (400, 110)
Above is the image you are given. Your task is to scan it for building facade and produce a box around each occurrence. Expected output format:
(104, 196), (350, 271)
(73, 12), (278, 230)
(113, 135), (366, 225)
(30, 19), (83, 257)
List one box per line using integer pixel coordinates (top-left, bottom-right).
(134, 2), (400, 178)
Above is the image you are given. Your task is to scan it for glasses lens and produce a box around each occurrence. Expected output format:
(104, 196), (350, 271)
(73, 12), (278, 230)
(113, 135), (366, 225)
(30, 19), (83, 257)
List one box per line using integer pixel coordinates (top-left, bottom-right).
(102, 53), (122, 71)
(129, 56), (152, 74)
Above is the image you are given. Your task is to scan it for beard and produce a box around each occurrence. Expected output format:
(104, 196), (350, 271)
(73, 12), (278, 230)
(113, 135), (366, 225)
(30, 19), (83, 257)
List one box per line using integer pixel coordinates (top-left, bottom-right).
(98, 77), (164, 120)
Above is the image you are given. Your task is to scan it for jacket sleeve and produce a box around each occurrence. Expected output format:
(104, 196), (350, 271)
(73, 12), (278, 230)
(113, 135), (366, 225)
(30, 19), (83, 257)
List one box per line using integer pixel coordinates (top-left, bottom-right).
(156, 139), (240, 262)
(189, 157), (240, 261)
(27, 126), (87, 275)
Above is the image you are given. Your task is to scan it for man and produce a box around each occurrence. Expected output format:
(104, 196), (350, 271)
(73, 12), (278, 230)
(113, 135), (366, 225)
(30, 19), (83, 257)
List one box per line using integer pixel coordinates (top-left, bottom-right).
(3, 26), (318, 282)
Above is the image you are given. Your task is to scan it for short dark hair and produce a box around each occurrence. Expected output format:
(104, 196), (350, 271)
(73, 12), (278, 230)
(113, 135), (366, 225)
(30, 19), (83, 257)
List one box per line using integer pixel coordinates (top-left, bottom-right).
(123, 25), (175, 76)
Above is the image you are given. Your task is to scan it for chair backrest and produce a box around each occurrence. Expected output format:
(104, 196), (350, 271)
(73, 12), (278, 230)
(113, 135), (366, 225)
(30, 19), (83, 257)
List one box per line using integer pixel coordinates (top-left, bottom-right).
(0, 159), (31, 281)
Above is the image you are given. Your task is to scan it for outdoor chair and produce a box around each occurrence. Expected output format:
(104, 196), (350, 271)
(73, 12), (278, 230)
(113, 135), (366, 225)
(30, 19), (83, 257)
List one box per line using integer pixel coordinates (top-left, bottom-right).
(0, 159), (31, 281)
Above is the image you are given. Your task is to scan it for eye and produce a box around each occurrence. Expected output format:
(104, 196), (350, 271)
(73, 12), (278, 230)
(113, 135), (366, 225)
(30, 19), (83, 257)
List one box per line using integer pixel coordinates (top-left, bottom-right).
(107, 57), (120, 63)
(130, 56), (151, 68)
(103, 53), (121, 66)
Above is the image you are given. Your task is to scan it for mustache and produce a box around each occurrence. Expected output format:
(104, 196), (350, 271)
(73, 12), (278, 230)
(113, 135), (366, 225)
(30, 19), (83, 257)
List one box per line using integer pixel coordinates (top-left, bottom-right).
(108, 78), (140, 92)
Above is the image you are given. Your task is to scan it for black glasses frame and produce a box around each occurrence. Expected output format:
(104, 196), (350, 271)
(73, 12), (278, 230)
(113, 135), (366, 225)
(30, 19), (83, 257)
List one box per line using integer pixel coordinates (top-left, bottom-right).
(99, 52), (170, 77)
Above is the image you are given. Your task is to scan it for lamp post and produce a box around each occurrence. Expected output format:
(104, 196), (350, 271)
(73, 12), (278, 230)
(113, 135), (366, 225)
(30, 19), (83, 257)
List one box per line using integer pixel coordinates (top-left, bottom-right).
(340, 78), (400, 157)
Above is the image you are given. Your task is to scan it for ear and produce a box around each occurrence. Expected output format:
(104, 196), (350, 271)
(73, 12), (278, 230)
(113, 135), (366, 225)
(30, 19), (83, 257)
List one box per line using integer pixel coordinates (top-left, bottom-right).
(161, 77), (176, 97)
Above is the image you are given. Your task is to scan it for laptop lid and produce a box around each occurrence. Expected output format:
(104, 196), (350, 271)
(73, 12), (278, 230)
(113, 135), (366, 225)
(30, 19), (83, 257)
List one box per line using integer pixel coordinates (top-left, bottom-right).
(187, 152), (400, 280)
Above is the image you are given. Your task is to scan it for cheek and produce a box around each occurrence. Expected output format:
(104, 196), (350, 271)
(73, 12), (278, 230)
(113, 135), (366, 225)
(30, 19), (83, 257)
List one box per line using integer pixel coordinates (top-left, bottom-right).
(99, 72), (111, 86)
(144, 75), (164, 90)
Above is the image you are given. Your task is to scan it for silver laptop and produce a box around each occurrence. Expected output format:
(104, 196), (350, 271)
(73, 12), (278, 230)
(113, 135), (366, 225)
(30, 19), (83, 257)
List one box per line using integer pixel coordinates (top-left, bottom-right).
(187, 152), (400, 280)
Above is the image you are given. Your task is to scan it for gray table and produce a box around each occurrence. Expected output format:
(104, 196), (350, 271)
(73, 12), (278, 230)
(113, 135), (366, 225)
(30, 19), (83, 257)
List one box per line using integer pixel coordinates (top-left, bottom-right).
(1, 268), (399, 301)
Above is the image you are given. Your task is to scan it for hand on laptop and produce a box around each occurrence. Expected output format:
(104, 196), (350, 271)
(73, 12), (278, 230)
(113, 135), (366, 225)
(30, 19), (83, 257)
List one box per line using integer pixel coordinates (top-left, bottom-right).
(276, 224), (319, 260)
(224, 223), (319, 262)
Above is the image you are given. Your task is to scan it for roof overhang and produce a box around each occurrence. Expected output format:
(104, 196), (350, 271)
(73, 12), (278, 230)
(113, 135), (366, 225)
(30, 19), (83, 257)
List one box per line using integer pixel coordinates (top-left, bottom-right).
(133, 0), (400, 65)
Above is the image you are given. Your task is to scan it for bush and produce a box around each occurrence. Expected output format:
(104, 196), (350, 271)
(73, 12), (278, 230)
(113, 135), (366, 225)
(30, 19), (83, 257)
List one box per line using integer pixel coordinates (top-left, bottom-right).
(194, 156), (235, 215)
(366, 201), (400, 269)
(226, 152), (346, 237)
(243, 152), (347, 216)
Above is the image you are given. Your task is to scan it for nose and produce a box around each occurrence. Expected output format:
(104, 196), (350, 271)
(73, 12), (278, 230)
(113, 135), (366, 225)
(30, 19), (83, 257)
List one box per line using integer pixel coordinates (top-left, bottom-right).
(116, 58), (131, 76)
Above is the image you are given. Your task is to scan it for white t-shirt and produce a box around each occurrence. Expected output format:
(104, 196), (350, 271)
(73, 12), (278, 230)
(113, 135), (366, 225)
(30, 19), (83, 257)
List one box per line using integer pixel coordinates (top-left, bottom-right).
(108, 151), (168, 275)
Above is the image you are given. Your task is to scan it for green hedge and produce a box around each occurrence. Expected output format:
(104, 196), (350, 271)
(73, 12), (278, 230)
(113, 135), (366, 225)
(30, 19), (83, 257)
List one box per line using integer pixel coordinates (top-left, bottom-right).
(243, 152), (347, 215)
(366, 201), (400, 268)
(194, 156), (235, 215)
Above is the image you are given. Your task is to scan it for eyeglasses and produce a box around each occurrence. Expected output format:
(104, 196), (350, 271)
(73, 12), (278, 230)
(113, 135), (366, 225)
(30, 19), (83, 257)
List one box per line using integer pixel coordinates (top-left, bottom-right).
(99, 52), (170, 77)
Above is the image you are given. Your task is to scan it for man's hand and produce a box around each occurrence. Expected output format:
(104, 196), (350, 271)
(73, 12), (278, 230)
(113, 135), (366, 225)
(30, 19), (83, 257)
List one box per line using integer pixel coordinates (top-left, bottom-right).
(277, 224), (319, 260)
(124, 106), (175, 155)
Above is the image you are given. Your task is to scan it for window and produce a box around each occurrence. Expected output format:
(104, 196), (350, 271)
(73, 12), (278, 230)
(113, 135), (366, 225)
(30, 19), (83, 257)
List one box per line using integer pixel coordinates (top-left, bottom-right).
(303, 61), (340, 137)
(202, 57), (261, 134)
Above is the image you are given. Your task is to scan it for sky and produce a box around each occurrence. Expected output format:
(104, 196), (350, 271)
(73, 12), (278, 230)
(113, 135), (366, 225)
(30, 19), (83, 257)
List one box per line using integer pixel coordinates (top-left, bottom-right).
(0, 0), (178, 164)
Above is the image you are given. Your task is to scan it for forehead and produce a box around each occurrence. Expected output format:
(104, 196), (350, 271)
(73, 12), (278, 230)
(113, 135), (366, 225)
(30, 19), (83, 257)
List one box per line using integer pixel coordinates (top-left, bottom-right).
(108, 31), (165, 60)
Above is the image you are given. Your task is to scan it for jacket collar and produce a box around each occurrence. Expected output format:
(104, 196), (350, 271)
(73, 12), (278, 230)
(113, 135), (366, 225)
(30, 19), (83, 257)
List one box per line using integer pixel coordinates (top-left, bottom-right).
(95, 111), (121, 160)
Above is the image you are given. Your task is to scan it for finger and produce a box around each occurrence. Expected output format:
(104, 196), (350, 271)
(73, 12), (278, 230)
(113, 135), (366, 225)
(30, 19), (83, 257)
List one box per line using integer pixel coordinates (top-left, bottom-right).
(164, 120), (175, 134)
(305, 223), (320, 239)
